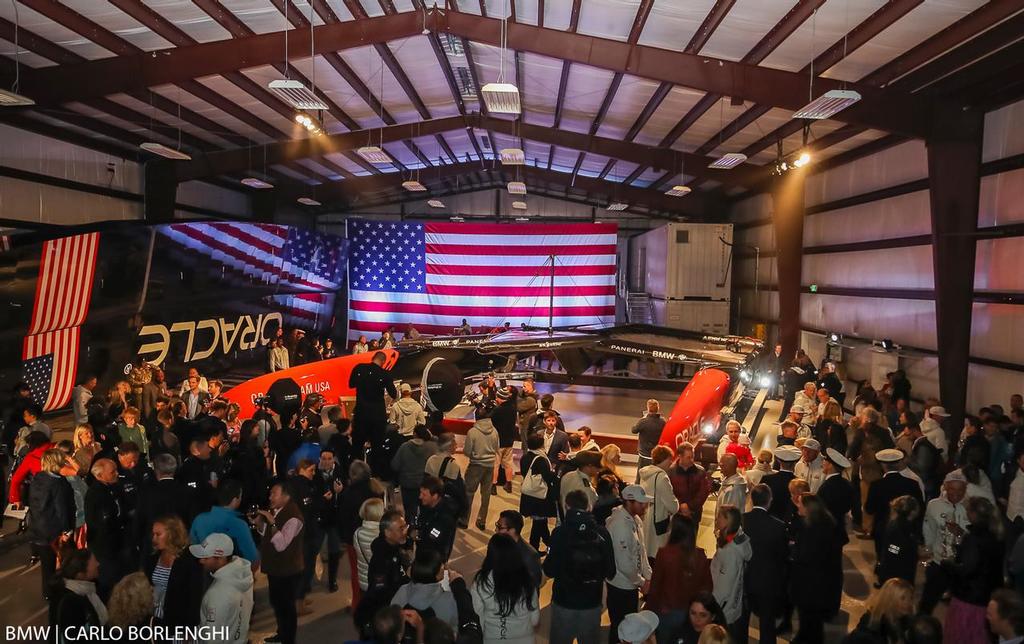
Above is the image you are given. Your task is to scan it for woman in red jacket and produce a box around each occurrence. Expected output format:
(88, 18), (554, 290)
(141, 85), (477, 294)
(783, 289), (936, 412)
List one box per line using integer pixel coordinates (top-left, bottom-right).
(646, 514), (712, 642)
(9, 431), (55, 507)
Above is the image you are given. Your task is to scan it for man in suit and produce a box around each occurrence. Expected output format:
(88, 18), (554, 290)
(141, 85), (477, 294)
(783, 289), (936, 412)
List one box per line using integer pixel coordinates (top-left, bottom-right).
(134, 454), (197, 561)
(865, 448), (925, 564)
(540, 411), (570, 462)
(182, 375), (210, 421)
(763, 446), (801, 521)
(817, 448), (855, 616)
(742, 483), (790, 644)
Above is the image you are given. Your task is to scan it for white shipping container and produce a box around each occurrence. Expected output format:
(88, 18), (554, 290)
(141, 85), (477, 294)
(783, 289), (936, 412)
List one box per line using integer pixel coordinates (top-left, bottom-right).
(652, 299), (731, 335)
(630, 223), (733, 300)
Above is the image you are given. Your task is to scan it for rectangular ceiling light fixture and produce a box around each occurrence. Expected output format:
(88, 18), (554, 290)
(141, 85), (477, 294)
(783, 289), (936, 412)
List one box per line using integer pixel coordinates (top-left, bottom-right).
(511, 201), (527, 210)
(268, 79), (329, 110)
(450, 216), (465, 222)
(792, 89), (862, 120)
(515, 217), (529, 222)
(402, 180), (427, 192)
(665, 185), (692, 197)
(296, 197), (322, 206)
(427, 199), (446, 208)
(139, 142), (192, 161)
(606, 202), (629, 211)
(0, 88), (34, 106)
(708, 153), (747, 169)
(507, 181), (526, 195)
(499, 148), (525, 165)
(356, 146), (394, 165)
(481, 82), (521, 115)
(241, 177), (274, 189)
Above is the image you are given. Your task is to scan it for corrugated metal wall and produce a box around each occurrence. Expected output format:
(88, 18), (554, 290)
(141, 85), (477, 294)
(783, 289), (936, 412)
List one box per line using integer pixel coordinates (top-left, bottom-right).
(731, 98), (1024, 413)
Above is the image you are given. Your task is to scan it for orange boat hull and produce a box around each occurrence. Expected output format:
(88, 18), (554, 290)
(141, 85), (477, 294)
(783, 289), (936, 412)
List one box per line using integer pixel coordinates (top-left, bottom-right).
(659, 368), (731, 448)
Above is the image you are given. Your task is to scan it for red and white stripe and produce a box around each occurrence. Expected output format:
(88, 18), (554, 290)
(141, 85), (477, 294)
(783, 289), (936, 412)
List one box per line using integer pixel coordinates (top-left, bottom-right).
(27, 233), (100, 335)
(23, 324), (82, 412)
(349, 222), (617, 339)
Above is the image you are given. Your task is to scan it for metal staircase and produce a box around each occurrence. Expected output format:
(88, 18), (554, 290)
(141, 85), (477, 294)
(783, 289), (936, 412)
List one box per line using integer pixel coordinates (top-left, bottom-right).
(626, 292), (655, 324)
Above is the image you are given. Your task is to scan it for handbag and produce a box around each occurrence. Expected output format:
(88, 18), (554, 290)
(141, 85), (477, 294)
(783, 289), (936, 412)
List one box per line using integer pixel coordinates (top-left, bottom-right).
(654, 471), (670, 536)
(521, 452), (550, 499)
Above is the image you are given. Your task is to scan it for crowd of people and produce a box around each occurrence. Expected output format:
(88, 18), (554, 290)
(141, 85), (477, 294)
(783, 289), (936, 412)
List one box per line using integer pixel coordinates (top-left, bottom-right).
(3, 334), (1024, 644)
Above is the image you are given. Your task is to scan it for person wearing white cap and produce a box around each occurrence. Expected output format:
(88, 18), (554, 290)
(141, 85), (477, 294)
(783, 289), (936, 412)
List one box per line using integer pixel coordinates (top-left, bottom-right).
(617, 610), (659, 644)
(763, 446), (800, 521)
(920, 406), (950, 456)
(793, 438), (825, 493)
(865, 449), (924, 565)
(191, 533), (254, 644)
(817, 448), (855, 616)
(786, 404), (813, 439)
(919, 470), (969, 615)
(793, 382), (819, 427)
(606, 485), (654, 644)
(388, 382), (426, 437)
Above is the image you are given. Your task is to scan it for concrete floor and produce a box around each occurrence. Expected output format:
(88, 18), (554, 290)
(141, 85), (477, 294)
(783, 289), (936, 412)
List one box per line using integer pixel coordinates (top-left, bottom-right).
(0, 391), (922, 642)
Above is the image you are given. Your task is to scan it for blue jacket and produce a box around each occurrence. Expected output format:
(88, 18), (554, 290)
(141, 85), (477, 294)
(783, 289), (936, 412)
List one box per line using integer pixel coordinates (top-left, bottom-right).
(189, 506), (260, 563)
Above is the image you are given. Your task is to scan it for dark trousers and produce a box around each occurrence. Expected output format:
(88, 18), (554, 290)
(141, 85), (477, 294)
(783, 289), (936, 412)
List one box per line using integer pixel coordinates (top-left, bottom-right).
(300, 525), (343, 596)
(528, 517), (550, 550)
(33, 542), (57, 599)
(268, 573), (300, 644)
(747, 592), (780, 644)
(400, 486), (420, 523)
(794, 606), (826, 644)
(606, 584), (639, 644)
(96, 555), (123, 602)
(918, 562), (951, 615)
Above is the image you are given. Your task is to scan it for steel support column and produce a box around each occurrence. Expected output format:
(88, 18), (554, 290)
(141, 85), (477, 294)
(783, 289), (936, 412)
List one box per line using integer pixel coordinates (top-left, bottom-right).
(771, 170), (806, 363)
(927, 107), (983, 429)
(143, 162), (177, 223)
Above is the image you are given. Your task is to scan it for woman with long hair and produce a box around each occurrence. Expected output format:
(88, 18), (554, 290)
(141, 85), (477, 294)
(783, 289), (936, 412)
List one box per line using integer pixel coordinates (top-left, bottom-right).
(944, 496), (1005, 644)
(647, 514), (712, 642)
(877, 495), (921, 585)
(789, 493), (839, 644)
(710, 505), (751, 641)
(145, 516), (202, 628)
(49, 548), (106, 631)
(599, 444), (625, 487)
(471, 533), (540, 644)
(107, 381), (129, 421)
(519, 433), (558, 551)
(675, 592), (726, 644)
(107, 572), (154, 630)
(814, 400), (847, 454)
(849, 578), (914, 643)
(29, 448), (76, 599)
(71, 424), (102, 474)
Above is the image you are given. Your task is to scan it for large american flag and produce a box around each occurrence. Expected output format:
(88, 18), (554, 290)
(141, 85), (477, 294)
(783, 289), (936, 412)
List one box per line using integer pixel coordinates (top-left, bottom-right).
(347, 220), (617, 338)
(159, 223), (346, 327)
(22, 233), (100, 411)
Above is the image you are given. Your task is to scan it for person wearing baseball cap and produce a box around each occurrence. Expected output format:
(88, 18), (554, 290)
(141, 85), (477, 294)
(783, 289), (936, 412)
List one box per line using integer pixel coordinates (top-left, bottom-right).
(794, 438), (825, 493)
(559, 450), (601, 513)
(607, 485), (654, 643)
(191, 533), (254, 644)
(864, 449), (924, 566)
(617, 610), (659, 644)
(763, 447), (801, 520)
(918, 470), (970, 614)
(388, 382), (427, 438)
(920, 406), (950, 456)
(817, 448), (856, 616)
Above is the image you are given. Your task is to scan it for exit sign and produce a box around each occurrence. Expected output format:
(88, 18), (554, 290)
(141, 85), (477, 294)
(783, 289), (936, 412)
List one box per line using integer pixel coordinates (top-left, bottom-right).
(809, 284), (818, 293)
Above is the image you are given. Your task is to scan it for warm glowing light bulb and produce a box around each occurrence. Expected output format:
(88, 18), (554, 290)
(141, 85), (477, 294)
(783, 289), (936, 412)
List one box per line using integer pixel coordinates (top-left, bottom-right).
(794, 152), (811, 168)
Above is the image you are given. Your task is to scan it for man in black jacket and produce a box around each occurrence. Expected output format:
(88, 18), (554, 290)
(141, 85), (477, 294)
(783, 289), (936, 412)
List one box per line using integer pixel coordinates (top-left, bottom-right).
(178, 435), (217, 513)
(630, 399), (666, 479)
(85, 458), (126, 600)
(742, 484), (790, 644)
(817, 448), (855, 616)
(491, 387), (519, 493)
(310, 448), (346, 592)
(866, 449), (925, 564)
(356, 509), (412, 637)
(348, 352), (398, 456)
(135, 454), (197, 560)
(763, 446), (801, 521)
(415, 475), (458, 562)
(543, 489), (616, 644)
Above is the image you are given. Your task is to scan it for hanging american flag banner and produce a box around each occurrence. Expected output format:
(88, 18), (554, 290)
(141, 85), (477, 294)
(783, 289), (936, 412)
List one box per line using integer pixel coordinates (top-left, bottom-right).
(347, 220), (617, 339)
(22, 232), (100, 411)
(158, 222), (346, 327)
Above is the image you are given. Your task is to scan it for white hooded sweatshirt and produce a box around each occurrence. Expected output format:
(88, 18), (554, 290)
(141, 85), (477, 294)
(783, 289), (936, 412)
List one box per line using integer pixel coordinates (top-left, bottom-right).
(711, 530), (753, 624)
(199, 557), (254, 644)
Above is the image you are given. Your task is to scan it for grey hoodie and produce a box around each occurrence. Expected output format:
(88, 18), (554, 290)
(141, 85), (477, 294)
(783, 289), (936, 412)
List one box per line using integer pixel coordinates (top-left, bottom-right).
(199, 557), (254, 644)
(390, 581), (459, 631)
(389, 398), (427, 436)
(464, 418), (499, 466)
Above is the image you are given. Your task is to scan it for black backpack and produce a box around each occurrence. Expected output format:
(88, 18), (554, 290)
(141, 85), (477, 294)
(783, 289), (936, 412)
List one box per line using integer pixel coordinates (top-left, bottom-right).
(564, 521), (608, 587)
(439, 457), (468, 516)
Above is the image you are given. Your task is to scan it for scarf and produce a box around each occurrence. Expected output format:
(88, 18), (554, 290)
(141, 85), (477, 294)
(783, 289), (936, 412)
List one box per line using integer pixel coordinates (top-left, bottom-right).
(64, 579), (108, 624)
